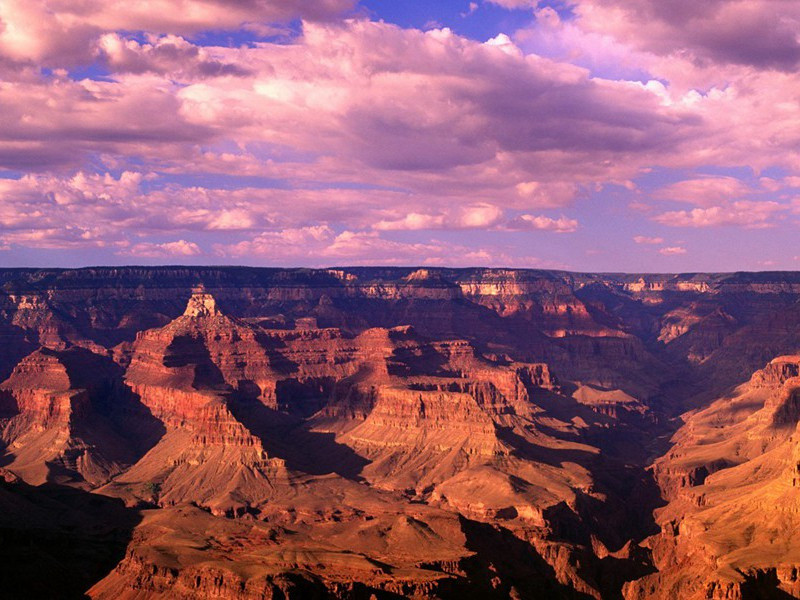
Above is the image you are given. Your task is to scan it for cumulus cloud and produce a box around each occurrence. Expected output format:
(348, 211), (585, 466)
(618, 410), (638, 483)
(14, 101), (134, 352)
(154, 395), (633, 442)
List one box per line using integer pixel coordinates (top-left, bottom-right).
(515, 181), (581, 208)
(172, 20), (704, 195)
(0, 15), (714, 258)
(0, 227), (125, 250)
(0, 170), (575, 266)
(214, 226), (553, 267)
(0, 172), (408, 245)
(0, 0), (356, 66)
(654, 201), (785, 228)
(573, 0), (800, 70)
(122, 239), (202, 258)
(373, 204), (503, 231)
(98, 34), (251, 78)
(653, 176), (752, 206)
(505, 214), (578, 233)
(1, 1), (800, 267)
(514, 1), (800, 175)
(0, 73), (214, 170)
(0, 19), (704, 197)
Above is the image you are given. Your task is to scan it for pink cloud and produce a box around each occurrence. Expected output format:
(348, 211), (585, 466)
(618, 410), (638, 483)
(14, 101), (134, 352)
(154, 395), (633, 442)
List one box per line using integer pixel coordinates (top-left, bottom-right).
(0, 168), (585, 257)
(512, 2), (800, 179)
(373, 204), (503, 231)
(213, 226), (564, 268)
(484, 0), (540, 9)
(654, 200), (784, 228)
(659, 246), (687, 255)
(122, 239), (202, 258)
(504, 214), (578, 233)
(1, 4), (800, 267)
(224, 227), (474, 266)
(573, 1), (800, 70)
(653, 176), (751, 206)
(0, 73), (214, 170)
(515, 181), (580, 208)
(0, 225), (126, 250)
(0, 0), (356, 66)
(169, 20), (703, 195)
(0, 15), (721, 249)
(0, 18), (706, 204)
(98, 34), (251, 78)
(633, 235), (664, 244)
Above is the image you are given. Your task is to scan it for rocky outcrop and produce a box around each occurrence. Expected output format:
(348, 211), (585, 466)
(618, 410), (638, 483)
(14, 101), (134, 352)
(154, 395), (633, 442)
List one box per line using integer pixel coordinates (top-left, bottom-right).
(629, 355), (800, 599)
(105, 291), (290, 514)
(0, 347), (147, 486)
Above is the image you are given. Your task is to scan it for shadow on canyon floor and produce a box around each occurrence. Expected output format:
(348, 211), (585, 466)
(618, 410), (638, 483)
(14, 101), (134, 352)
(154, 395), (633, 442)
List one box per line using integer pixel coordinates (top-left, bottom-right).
(740, 570), (796, 600)
(230, 395), (370, 481)
(0, 479), (141, 599)
(441, 516), (595, 599)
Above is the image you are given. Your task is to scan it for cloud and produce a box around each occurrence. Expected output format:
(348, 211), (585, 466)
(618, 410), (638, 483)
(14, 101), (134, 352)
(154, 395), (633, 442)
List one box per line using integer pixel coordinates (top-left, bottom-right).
(0, 227), (125, 250)
(659, 246), (687, 255)
(98, 34), (251, 78)
(573, 0), (800, 70)
(0, 15), (715, 259)
(122, 239), (202, 258)
(653, 176), (751, 206)
(171, 20), (704, 198)
(0, 19), (704, 201)
(512, 2), (800, 177)
(462, 3), (479, 17)
(484, 0), (540, 9)
(2, 4), (800, 268)
(0, 172), (385, 244)
(214, 226), (556, 267)
(0, 0), (357, 66)
(515, 181), (580, 208)
(216, 226), (334, 260)
(0, 73), (214, 171)
(633, 235), (663, 244)
(373, 204), (503, 231)
(505, 214), (578, 232)
(654, 200), (784, 228)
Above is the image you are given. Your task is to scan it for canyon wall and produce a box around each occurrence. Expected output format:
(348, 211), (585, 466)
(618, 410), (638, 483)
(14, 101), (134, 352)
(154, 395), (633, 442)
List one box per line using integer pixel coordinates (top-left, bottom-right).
(3, 267), (800, 598)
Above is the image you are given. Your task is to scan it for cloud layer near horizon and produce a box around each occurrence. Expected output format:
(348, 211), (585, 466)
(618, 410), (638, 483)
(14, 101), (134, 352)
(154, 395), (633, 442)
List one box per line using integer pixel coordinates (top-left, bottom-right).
(1, 0), (799, 270)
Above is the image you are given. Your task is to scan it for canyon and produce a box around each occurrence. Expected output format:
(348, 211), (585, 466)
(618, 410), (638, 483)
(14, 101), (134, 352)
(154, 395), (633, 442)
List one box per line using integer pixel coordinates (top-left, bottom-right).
(3, 266), (800, 598)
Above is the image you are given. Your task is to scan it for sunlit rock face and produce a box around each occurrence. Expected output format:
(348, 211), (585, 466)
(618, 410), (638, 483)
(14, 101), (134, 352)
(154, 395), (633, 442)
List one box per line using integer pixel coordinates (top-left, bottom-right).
(5, 267), (800, 598)
(182, 289), (222, 318)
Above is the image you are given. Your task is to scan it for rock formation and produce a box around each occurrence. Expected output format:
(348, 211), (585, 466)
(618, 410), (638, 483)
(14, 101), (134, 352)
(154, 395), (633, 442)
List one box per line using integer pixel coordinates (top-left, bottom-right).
(3, 267), (800, 598)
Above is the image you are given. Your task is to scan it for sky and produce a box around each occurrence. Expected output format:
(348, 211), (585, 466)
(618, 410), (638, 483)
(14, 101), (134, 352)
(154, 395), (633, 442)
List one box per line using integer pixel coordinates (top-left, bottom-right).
(1, 1), (800, 272)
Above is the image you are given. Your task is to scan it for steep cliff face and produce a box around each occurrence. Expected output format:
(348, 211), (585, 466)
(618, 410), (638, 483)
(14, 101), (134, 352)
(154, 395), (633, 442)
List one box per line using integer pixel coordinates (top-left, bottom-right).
(316, 327), (552, 495)
(625, 355), (800, 599)
(104, 291), (290, 515)
(0, 347), (147, 486)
